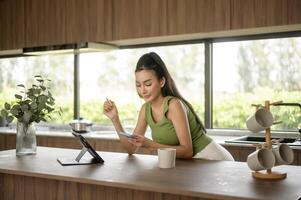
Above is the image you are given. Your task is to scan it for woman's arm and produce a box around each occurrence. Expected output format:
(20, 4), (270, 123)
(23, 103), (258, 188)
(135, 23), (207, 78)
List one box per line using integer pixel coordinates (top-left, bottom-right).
(130, 99), (193, 159)
(167, 98), (193, 158)
(103, 99), (147, 155)
(103, 98), (124, 133)
(119, 103), (148, 154)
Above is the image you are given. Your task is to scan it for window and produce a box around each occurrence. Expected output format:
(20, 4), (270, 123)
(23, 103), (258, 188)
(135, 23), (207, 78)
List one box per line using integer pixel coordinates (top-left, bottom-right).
(213, 37), (301, 131)
(79, 44), (205, 126)
(0, 55), (74, 124)
(1, 34), (299, 133)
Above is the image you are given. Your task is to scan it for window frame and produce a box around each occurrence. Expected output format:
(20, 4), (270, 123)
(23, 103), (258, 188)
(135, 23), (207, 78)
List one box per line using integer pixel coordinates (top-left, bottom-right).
(1, 31), (300, 131)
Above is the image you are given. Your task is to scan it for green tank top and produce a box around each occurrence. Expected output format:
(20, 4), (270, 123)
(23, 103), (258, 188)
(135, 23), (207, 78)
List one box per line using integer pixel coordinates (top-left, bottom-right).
(145, 96), (212, 155)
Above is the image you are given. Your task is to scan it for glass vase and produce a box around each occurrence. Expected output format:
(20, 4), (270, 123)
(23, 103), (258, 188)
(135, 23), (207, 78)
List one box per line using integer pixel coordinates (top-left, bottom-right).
(16, 122), (37, 156)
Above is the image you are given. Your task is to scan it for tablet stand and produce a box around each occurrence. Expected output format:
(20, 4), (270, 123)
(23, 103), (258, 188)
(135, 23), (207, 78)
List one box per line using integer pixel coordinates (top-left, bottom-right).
(75, 147), (88, 162)
(57, 130), (104, 166)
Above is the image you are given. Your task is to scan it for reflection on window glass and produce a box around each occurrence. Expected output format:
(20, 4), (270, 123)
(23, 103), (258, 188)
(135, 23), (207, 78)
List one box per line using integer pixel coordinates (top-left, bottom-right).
(213, 37), (301, 131)
(0, 55), (74, 124)
(80, 44), (205, 126)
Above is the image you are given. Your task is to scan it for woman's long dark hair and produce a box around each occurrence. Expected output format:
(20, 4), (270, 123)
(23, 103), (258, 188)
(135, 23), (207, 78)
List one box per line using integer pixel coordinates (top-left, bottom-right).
(135, 52), (206, 133)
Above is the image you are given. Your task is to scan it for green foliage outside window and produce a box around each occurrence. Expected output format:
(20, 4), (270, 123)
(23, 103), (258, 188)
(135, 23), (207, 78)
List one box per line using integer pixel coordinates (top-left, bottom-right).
(213, 91), (301, 131)
(0, 90), (300, 131)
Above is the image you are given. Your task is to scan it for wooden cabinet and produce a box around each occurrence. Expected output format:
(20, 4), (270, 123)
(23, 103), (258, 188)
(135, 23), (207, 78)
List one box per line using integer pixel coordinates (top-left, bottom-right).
(112, 0), (230, 40)
(224, 145), (301, 165)
(25, 0), (66, 47)
(0, 135), (4, 150)
(222, 145), (259, 162)
(0, 0), (24, 50)
(112, 0), (168, 40)
(287, 0), (301, 25)
(231, 0), (265, 29)
(1, 134), (301, 165)
(230, 0), (299, 29)
(1, 0), (301, 50)
(266, 0), (288, 26)
(223, 145), (256, 162)
(65, 0), (112, 43)
(24, 0), (112, 48)
(167, 0), (231, 35)
(0, 134), (16, 150)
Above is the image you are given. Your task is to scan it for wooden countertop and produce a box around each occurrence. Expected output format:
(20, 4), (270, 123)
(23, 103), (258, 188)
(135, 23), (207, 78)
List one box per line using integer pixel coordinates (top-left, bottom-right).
(1, 128), (301, 150)
(0, 147), (300, 200)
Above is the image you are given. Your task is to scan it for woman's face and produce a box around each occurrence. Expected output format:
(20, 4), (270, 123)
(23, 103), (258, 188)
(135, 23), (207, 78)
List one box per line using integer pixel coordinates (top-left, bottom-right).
(135, 69), (164, 102)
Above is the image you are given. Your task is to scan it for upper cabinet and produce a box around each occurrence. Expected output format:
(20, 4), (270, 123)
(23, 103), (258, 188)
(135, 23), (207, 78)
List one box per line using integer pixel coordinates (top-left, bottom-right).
(25, 0), (66, 47)
(65, 0), (112, 44)
(0, 0), (300, 50)
(287, 0), (301, 25)
(166, 0), (231, 35)
(24, 0), (112, 48)
(230, 0), (301, 29)
(112, 0), (168, 40)
(231, 0), (272, 29)
(0, 0), (24, 50)
(112, 0), (231, 40)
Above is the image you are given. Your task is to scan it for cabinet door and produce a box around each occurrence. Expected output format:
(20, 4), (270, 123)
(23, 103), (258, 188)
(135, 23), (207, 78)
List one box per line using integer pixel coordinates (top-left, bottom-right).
(287, 0), (301, 25)
(292, 149), (299, 166)
(167, 0), (231, 35)
(65, 0), (112, 43)
(112, 0), (168, 40)
(0, 134), (5, 150)
(25, 0), (66, 47)
(266, 0), (287, 26)
(25, 0), (112, 47)
(231, 0), (289, 29)
(0, 0), (24, 50)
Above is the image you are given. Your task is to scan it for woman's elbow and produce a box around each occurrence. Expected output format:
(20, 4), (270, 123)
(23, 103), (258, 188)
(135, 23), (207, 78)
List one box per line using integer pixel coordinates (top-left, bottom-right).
(185, 151), (193, 158)
(125, 148), (136, 155)
(178, 149), (193, 159)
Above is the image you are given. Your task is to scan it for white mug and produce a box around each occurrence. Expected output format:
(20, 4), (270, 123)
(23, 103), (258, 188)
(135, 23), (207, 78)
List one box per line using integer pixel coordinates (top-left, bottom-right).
(247, 148), (275, 171)
(272, 143), (294, 166)
(158, 148), (176, 168)
(246, 108), (274, 133)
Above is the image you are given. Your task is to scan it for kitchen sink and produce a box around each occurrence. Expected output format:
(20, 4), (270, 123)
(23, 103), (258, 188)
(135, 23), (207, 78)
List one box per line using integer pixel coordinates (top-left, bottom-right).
(225, 136), (301, 146)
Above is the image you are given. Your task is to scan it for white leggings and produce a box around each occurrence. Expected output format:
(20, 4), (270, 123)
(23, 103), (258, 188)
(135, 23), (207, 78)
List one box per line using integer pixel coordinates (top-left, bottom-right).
(193, 140), (234, 161)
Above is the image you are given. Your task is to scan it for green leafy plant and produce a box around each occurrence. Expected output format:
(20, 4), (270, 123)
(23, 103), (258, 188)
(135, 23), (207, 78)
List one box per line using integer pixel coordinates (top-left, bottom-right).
(1, 75), (61, 124)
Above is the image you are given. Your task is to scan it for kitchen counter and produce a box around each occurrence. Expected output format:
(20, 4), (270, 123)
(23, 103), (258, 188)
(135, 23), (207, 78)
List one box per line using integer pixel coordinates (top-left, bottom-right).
(0, 147), (300, 200)
(0, 126), (240, 143)
(1, 127), (300, 150)
(1, 127), (301, 166)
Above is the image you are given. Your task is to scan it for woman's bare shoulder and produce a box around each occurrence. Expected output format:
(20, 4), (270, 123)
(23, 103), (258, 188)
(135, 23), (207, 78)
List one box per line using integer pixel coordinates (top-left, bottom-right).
(140, 102), (147, 110)
(168, 97), (187, 116)
(169, 97), (185, 109)
(138, 102), (148, 117)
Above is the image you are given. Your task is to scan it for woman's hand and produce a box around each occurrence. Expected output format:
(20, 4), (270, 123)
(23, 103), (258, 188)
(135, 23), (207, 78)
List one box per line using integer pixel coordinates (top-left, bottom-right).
(103, 98), (118, 120)
(128, 135), (155, 151)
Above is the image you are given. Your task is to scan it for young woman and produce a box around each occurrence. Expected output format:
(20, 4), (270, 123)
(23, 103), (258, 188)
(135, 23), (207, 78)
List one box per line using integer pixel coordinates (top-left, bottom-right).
(103, 52), (234, 161)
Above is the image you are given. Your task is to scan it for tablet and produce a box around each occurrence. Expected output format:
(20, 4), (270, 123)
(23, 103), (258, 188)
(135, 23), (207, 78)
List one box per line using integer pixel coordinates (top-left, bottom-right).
(57, 131), (104, 166)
